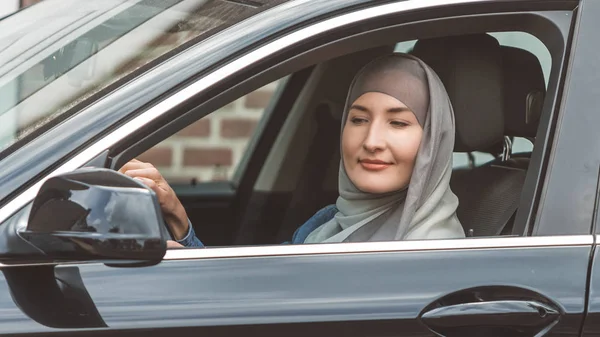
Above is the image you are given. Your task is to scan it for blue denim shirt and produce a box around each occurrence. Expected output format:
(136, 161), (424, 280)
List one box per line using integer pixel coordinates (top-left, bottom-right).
(176, 204), (338, 247)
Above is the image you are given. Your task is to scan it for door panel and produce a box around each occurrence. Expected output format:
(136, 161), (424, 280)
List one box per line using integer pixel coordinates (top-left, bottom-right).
(0, 241), (589, 336)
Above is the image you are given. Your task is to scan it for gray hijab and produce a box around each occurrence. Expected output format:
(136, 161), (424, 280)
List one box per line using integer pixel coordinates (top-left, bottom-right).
(304, 53), (465, 243)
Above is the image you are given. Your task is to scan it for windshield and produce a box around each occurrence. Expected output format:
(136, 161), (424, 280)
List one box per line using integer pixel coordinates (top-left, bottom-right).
(0, 0), (263, 156)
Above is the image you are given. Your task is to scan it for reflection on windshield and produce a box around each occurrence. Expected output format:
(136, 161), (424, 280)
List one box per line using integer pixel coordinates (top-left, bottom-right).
(0, 0), (257, 155)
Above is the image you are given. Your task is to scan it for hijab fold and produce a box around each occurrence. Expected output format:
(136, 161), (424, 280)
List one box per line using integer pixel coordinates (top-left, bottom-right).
(304, 54), (465, 243)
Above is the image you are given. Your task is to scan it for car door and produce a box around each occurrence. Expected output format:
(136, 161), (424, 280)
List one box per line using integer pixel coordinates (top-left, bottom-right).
(0, 237), (589, 336)
(0, 0), (593, 336)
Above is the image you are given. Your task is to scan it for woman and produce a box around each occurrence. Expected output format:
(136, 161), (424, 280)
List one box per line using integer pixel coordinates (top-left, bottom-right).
(120, 53), (465, 247)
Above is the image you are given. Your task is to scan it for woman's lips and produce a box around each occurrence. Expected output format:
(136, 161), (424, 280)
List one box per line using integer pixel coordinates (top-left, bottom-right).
(359, 159), (392, 171)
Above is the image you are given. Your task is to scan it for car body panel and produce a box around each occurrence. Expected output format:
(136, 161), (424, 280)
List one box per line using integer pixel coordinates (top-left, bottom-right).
(0, 238), (591, 335)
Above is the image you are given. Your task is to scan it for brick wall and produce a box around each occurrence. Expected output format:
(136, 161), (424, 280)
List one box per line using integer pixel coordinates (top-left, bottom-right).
(138, 81), (280, 184)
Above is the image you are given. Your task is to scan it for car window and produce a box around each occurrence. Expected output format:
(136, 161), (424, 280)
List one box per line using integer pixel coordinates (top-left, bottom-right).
(139, 79), (284, 185)
(97, 1), (571, 249)
(489, 31), (551, 86)
(0, 0), (277, 156)
(138, 31), (557, 246)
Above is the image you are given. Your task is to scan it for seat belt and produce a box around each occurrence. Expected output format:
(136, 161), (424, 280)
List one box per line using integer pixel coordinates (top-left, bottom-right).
(275, 103), (339, 243)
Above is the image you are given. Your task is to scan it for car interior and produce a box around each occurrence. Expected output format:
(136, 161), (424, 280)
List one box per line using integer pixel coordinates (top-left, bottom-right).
(129, 30), (549, 247)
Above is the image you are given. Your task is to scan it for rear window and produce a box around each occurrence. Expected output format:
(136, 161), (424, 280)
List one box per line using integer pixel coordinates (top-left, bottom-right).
(0, 0), (282, 157)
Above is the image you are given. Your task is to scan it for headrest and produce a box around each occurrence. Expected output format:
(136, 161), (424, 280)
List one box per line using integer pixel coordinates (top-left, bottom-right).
(501, 46), (545, 138)
(411, 34), (504, 152)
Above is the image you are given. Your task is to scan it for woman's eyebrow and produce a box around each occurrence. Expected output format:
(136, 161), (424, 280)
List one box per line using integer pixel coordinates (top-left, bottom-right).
(349, 105), (411, 113)
(387, 107), (412, 113)
(349, 104), (369, 112)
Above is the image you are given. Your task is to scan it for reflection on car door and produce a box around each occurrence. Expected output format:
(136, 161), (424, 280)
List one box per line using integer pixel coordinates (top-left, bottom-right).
(0, 237), (592, 336)
(0, 238), (587, 336)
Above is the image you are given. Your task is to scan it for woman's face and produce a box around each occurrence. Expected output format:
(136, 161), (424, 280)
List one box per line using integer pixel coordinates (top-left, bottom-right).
(342, 92), (423, 194)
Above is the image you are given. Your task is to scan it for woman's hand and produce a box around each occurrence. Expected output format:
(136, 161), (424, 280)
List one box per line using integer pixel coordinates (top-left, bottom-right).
(119, 159), (189, 240)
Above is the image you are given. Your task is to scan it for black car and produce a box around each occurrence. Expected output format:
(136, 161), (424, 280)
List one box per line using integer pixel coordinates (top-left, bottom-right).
(0, 0), (599, 336)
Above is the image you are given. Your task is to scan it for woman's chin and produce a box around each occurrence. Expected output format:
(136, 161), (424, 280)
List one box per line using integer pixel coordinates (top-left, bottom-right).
(354, 180), (406, 194)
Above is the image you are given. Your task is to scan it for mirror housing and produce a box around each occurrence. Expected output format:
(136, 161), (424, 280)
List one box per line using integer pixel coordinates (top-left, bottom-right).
(19, 168), (168, 264)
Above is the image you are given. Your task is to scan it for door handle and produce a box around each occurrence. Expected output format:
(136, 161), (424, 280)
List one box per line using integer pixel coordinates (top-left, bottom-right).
(420, 300), (560, 337)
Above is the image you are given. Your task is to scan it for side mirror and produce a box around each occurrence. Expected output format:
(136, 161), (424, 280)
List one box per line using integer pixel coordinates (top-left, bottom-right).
(20, 168), (168, 264)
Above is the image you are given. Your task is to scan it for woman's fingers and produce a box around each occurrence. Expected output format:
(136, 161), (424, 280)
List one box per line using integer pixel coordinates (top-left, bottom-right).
(117, 159), (190, 240)
(122, 168), (164, 183)
(118, 159), (152, 174)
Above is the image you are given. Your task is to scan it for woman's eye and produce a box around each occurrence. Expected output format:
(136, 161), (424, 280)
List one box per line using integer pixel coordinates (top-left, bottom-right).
(390, 120), (409, 128)
(351, 117), (368, 125)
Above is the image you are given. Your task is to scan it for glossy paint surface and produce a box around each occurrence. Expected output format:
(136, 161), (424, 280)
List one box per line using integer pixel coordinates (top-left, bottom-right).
(0, 243), (590, 335)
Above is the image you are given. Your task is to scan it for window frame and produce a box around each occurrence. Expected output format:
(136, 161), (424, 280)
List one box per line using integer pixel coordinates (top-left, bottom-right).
(0, 0), (581, 255)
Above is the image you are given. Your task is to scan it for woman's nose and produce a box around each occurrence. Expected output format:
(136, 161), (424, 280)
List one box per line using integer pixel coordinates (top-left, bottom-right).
(363, 124), (385, 152)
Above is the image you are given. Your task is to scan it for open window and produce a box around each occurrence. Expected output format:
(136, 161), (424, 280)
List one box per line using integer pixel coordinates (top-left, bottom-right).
(139, 79), (286, 187)
(109, 4), (573, 247)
